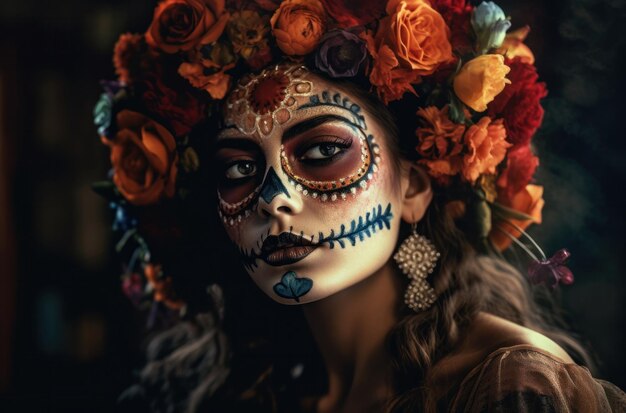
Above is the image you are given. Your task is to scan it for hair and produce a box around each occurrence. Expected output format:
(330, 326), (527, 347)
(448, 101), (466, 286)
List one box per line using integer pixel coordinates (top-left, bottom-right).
(117, 69), (593, 413)
(332, 79), (594, 412)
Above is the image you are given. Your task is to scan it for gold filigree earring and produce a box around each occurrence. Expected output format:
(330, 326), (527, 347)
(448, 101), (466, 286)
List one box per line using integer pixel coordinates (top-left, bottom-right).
(393, 224), (440, 312)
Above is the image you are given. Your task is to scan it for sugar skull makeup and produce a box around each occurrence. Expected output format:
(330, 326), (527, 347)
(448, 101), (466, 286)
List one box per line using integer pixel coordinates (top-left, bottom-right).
(215, 65), (404, 305)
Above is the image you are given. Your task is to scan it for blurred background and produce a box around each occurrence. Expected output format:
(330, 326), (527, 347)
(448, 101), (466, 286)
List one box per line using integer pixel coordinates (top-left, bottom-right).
(0, 0), (625, 411)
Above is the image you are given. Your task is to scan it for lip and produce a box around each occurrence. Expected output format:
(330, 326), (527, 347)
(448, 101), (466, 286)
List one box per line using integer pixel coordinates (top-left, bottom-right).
(260, 232), (318, 266)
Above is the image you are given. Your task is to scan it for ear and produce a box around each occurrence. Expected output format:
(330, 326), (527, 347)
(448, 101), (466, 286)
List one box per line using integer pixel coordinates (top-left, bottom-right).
(400, 161), (433, 224)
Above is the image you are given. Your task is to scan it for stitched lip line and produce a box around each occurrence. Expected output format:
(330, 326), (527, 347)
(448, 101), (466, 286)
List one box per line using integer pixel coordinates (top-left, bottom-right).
(258, 232), (317, 266)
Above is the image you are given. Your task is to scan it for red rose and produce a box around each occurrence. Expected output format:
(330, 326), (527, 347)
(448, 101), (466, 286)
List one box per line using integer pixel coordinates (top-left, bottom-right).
(429, 0), (470, 16)
(429, 0), (473, 54)
(496, 144), (539, 203)
(320, 0), (386, 28)
(487, 57), (548, 147)
(142, 69), (207, 138)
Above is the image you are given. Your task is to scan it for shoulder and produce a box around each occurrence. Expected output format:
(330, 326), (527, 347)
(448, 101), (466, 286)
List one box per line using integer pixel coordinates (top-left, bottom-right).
(431, 312), (573, 389)
(431, 313), (617, 412)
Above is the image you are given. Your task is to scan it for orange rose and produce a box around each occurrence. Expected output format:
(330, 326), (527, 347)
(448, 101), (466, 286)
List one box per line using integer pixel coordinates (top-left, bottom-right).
(144, 264), (185, 311)
(489, 184), (544, 251)
(415, 105), (466, 181)
(497, 25), (535, 64)
(383, 0), (453, 73)
(368, 0), (453, 102)
(462, 117), (511, 183)
(453, 54), (511, 112)
(270, 0), (326, 56)
(146, 0), (229, 54)
(104, 110), (178, 206)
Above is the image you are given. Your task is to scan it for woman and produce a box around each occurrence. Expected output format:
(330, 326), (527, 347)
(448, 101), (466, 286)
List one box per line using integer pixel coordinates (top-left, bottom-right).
(94, 0), (626, 411)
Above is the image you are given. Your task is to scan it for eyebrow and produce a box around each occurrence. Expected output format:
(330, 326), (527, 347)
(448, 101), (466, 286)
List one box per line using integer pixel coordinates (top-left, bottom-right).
(282, 114), (360, 142)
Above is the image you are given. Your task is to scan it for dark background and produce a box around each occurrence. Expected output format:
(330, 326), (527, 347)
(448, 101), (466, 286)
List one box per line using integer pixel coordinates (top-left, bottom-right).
(0, 0), (625, 411)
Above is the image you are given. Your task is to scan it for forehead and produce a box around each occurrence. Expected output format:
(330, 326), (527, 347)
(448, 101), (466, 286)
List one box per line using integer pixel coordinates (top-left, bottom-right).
(219, 64), (368, 142)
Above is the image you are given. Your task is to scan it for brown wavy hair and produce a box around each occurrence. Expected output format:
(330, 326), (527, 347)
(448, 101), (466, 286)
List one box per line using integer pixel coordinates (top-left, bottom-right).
(339, 79), (594, 412)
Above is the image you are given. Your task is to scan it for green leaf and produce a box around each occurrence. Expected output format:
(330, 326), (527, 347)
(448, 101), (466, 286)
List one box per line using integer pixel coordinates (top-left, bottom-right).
(473, 198), (492, 239)
(448, 92), (467, 124)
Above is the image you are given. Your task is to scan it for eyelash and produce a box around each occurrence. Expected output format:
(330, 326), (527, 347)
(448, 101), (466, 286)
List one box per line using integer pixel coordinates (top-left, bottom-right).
(297, 136), (352, 165)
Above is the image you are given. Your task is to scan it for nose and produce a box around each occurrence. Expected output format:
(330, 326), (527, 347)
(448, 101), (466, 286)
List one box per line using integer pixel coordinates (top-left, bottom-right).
(257, 167), (302, 218)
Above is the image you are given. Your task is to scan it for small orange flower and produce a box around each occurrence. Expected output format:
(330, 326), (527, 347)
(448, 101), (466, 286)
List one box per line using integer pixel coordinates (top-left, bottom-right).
(415, 105), (466, 179)
(497, 25), (535, 64)
(367, 44), (420, 104)
(453, 54), (511, 112)
(104, 110), (178, 206)
(270, 0), (326, 56)
(144, 264), (185, 311)
(489, 184), (544, 251)
(146, 0), (229, 54)
(462, 117), (511, 183)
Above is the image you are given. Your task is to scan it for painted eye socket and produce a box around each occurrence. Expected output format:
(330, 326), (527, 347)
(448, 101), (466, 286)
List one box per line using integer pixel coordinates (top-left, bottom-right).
(300, 143), (344, 160)
(225, 161), (258, 180)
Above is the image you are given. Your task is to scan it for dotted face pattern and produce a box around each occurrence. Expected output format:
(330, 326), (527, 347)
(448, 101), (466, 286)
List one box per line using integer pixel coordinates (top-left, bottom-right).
(218, 66), (383, 227)
(280, 134), (381, 202)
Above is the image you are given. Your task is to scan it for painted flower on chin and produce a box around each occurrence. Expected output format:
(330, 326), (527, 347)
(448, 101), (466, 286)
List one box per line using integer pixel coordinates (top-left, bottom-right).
(270, 0), (326, 56)
(315, 29), (368, 78)
(146, 0), (229, 54)
(453, 54), (511, 112)
(104, 110), (178, 206)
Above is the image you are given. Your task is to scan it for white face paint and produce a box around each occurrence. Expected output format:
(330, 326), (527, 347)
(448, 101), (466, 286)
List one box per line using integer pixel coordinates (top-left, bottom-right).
(214, 64), (404, 305)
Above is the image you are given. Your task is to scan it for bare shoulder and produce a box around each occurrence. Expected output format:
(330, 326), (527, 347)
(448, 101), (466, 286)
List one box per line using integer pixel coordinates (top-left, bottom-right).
(430, 312), (574, 393)
(463, 312), (575, 363)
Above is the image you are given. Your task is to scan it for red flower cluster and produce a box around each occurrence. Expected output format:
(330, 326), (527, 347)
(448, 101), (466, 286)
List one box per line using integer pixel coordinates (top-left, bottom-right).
(320, 0), (386, 28)
(429, 0), (473, 54)
(488, 57), (548, 147)
(496, 144), (539, 203)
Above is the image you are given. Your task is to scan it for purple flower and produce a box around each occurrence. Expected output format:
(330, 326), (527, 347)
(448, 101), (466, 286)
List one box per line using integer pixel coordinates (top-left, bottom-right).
(528, 248), (574, 288)
(315, 29), (368, 78)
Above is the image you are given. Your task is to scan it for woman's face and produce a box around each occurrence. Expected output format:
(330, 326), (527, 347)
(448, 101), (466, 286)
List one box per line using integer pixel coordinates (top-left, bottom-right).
(214, 64), (404, 305)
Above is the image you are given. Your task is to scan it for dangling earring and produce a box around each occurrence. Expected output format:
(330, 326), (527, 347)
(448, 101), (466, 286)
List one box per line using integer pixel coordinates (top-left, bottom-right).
(393, 223), (440, 312)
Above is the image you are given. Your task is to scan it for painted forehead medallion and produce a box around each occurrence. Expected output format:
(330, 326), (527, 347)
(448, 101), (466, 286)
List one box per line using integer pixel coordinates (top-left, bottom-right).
(224, 64), (314, 138)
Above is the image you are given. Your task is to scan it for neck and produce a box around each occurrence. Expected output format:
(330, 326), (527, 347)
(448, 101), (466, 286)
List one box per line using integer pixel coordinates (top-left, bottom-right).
(303, 260), (403, 412)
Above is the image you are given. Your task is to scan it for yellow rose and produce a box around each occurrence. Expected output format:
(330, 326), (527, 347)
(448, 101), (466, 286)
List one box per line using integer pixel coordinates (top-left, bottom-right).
(453, 54), (511, 112)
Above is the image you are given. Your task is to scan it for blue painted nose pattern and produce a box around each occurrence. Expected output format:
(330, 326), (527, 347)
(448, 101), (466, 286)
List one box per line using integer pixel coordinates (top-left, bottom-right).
(259, 167), (291, 205)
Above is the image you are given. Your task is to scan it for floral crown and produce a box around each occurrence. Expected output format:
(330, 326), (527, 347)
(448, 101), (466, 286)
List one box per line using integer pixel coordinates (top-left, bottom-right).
(94, 0), (572, 314)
